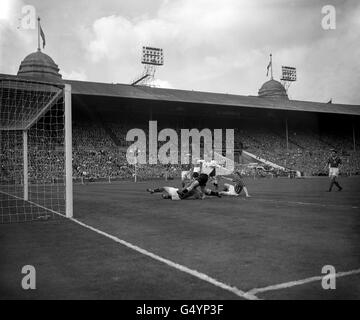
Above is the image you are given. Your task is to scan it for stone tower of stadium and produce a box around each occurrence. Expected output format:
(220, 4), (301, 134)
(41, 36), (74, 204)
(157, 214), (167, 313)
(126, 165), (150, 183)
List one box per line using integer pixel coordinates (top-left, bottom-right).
(258, 79), (289, 99)
(17, 49), (63, 83)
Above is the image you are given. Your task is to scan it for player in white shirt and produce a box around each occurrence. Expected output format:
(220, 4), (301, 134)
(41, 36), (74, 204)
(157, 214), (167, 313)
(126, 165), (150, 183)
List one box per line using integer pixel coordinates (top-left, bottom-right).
(147, 186), (182, 200)
(181, 159), (202, 188)
(181, 169), (193, 188)
(147, 184), (201, 200)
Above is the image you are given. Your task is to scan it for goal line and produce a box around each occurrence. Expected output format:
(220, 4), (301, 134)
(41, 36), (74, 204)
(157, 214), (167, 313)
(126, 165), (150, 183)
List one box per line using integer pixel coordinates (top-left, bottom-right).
(0, 190), (66, 223)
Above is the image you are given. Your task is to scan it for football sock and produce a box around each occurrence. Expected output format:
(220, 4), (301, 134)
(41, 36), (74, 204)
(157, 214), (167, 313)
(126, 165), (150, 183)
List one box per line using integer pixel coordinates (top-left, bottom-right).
(334, 182), (342, 190)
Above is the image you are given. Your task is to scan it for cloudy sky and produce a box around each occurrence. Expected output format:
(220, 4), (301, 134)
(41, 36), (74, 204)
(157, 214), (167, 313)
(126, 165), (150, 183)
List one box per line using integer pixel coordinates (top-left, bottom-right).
(0, 0), (359, 104)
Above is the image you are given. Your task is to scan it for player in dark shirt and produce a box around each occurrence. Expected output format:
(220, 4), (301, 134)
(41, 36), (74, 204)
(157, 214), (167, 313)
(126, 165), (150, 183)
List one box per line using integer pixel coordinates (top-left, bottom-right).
(327, 150), (343, 192)
(220, 171), (250, 197)
(179, 162), (221, 199)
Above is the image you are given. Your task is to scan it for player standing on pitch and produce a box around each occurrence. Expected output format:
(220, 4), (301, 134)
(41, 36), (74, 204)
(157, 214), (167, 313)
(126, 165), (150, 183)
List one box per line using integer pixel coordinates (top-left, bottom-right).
(327, 149), (343, 192)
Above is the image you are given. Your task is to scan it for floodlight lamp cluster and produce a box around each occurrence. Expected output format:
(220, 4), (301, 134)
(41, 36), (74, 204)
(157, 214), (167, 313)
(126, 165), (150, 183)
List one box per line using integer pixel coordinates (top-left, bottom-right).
(142, 47), (164, 66)
(132, 46), (164, 86)
(281, 66), (297, 82)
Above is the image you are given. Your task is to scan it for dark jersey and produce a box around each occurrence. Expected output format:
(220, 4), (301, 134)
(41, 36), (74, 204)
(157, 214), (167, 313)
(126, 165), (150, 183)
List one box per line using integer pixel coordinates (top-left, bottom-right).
(196, 173), (209, 186)
(328, 156), (341, 168)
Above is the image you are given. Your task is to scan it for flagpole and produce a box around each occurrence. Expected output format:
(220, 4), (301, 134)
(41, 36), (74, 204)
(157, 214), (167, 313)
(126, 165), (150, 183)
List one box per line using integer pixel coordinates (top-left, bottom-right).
(37, 17), (41, 52)
(270, 53), (273, 80)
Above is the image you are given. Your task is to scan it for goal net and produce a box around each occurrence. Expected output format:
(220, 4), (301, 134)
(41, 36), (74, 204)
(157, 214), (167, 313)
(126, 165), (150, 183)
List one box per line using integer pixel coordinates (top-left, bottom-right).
(0, 78), (72, 223)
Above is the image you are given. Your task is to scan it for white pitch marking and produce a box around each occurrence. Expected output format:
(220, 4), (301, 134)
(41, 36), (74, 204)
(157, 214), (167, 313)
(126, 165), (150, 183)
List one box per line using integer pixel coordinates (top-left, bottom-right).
(1, 190), (256, 299)
(0, 190), (66, 217)
(250, 197), (359, 210)
(244, 268), (360, 298)
(6, 191), (359, 299)
(70, 217), (257, 300)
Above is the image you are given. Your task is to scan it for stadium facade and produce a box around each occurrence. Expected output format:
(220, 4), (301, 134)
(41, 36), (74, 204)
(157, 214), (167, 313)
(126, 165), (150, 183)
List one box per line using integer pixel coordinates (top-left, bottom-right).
(1, 50), (360, 176)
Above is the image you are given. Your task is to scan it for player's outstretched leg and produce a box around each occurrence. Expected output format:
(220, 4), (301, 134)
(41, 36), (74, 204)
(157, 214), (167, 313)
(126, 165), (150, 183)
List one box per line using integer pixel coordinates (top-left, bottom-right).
(146, 187), (165, 194)
(219, 183), (231, 196)
(243, 186), (251, 197)
(179, 173), (208, 199)
(204, 188), (221, 198)
(179, 180), (200, 199)
(178, 187), (196, 200)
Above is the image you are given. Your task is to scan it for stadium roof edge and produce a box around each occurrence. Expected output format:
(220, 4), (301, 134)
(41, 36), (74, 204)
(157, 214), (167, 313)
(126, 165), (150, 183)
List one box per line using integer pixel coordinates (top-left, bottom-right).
(1, 73), (360, 116)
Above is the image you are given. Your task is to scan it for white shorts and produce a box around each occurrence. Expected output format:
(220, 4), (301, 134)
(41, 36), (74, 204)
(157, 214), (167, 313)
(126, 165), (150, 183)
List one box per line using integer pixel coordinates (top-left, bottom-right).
(163, 187), (181, 201)
(329, 168), (339, 177)
(220, 184), (238, 196)
(193, 167), (201, 173)
(181, 170), (192, 181)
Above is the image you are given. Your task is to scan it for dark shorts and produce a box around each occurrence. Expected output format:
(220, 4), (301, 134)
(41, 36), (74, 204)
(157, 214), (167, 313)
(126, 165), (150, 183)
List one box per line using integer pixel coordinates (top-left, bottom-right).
(197, 173), (209, 187)
(235, 183), (243, 194)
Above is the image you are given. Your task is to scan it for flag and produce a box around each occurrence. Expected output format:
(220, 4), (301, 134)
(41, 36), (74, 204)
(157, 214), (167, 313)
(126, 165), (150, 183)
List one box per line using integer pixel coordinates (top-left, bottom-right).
(266, 60), (272, 76)
(39, 21), (46, 49)
(327, 99), (332, 104)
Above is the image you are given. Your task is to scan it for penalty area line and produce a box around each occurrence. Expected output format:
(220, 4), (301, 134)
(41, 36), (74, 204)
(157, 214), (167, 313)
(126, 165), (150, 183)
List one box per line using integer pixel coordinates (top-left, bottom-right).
(70, 217), (257, 300)
(250, 197), (359, 210)
(244, 268), (360, 298)
(1, 190), (256, 299)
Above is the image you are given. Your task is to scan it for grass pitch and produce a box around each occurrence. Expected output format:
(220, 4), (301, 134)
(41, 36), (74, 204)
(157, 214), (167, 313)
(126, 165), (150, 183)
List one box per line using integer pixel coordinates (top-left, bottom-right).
(1, 176), (360, 299)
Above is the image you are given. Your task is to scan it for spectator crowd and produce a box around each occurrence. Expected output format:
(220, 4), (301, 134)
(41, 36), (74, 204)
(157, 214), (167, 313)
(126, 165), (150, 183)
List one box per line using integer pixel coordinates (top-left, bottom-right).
(1, 121), (360, 183)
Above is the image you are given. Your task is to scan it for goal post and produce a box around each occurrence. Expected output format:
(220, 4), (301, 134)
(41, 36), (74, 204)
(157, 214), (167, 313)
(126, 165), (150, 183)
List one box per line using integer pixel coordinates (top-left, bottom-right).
(0, 78), (73, 223)
(23, 130), (28, 201)
(64, 84), (73, 218)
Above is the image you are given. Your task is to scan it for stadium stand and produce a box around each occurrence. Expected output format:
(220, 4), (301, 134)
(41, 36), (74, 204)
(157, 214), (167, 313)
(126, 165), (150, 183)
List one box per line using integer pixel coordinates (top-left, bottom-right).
(1, 51), (359, 182)
(64, 119), (360, 180)
(2, 116), (359, 183)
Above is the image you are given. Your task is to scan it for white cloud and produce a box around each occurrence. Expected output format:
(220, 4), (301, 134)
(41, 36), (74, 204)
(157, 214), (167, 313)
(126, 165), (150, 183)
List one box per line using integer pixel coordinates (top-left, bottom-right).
(2, 0), (358, 104)
(0, 0), (12, 21)
(0, 0), (36, 74)
(82, 0), (333, 97)
(61, 69), (88, 81)
(151, 79), (173, 89)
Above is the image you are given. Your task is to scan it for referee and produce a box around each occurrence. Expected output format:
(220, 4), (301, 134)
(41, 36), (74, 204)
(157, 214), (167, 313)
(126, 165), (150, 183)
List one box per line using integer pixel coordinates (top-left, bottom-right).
(327, 149), (343, 192)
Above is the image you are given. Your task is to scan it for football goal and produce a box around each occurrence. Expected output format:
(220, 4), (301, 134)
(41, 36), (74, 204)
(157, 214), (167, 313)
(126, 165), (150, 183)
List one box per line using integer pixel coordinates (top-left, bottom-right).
(0, 78), (72, 223)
